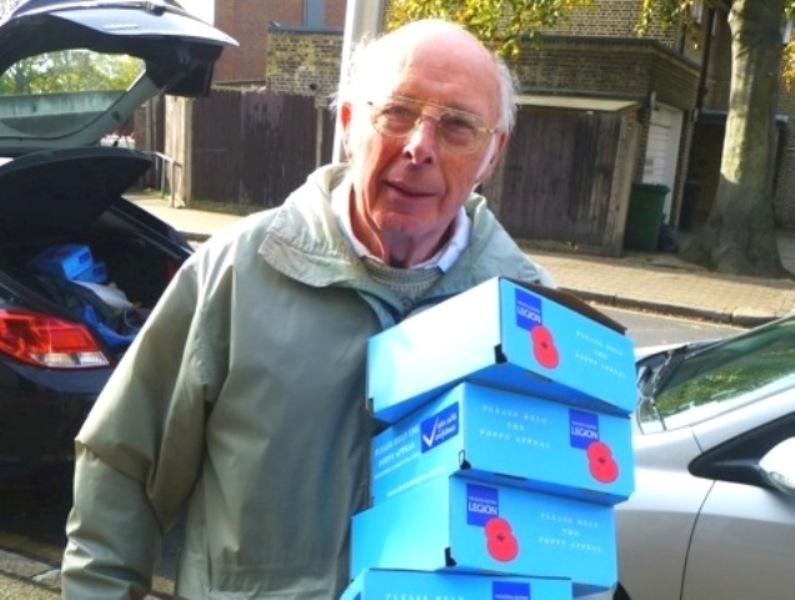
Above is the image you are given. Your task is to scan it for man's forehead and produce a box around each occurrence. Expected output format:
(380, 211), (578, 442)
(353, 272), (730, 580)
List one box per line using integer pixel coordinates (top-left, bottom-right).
(367, 38), (499, 113)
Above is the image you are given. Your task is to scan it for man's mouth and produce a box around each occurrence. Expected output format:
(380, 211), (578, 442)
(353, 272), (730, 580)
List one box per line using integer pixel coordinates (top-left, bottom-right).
(385, 180), (436, 198)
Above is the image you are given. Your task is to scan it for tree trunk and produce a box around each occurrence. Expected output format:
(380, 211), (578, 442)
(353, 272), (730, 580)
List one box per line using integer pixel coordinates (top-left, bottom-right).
(682, 0), (787, 277)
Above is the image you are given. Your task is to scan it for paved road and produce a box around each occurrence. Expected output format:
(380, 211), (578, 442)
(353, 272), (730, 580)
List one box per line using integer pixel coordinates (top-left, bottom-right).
(599, 304), (744, 349)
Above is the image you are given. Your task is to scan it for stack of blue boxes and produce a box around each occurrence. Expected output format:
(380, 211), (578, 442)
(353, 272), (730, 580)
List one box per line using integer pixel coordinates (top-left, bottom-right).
(342, 277), (637, 599)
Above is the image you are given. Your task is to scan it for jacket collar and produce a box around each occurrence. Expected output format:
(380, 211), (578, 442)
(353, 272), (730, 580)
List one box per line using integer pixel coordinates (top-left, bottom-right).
(258, 164), (372, 288)
(258, 164), (546, 302)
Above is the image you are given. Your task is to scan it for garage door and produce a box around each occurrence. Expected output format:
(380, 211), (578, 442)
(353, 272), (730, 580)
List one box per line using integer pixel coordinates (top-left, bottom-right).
(643, 103), (683, 222)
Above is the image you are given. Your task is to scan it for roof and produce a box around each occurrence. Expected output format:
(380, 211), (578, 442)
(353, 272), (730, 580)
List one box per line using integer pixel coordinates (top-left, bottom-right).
(516, 94), (641, 113)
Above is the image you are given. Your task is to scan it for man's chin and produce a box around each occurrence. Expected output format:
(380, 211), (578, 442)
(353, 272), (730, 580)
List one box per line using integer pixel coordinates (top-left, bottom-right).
(377, 215), (434, 240)
(377, 215), (453, 252)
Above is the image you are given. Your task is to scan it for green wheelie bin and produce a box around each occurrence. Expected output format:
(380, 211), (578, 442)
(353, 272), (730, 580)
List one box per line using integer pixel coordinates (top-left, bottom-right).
(623, 183), (669, 251)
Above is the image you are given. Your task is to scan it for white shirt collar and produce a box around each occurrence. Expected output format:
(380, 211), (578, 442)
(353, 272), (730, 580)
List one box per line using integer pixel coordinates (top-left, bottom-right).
(330, 174), (470, 272)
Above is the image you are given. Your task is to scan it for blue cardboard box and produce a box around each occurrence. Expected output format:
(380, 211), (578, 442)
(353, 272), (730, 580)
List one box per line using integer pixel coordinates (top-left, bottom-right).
(29, 243), (94, 280)
(341, 569), (572, 599)
(74, 261), (108, 284)
(367, 278), (636, 423)
(371, 383), (633, 506)
(351, 476), (617, 596)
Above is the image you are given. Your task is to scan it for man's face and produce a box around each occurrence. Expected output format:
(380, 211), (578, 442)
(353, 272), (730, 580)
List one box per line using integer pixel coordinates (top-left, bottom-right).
(341, 32), (508, 266)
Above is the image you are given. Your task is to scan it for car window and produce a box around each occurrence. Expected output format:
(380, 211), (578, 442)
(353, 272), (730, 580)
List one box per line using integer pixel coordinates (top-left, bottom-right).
(0, 49), (144, 139)
(639, 317), (795, 432)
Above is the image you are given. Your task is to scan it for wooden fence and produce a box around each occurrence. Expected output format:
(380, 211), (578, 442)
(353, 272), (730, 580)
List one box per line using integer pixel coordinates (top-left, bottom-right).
(160, 89), (639, 255)
(492, 105), (639, 256)
(183, 87), (334, 208)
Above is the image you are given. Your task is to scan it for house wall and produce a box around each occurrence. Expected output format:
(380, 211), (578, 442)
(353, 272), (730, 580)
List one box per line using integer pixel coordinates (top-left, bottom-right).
(213, 0), (346, 83)
(262, 7), (700, 242)
(514, 37), (698, 109)
(265, 30), (344, 97)
(514, 36), (698, 219)
(324, 0), (347, 27)
(202, 1), (795, 232)
(546, 0), (678, 49)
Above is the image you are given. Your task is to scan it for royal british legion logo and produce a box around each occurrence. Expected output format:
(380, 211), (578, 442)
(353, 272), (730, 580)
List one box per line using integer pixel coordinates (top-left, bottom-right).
(467, 483), (499, 526)
(492, 581), (531, 600)
(569, 409), (600, 449)
(515, 289), (543, 331)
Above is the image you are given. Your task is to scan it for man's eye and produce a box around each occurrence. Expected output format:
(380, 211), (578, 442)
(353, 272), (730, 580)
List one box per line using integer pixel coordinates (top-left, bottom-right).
(441, 114), (478, 133)
(383, 104), (416, 121)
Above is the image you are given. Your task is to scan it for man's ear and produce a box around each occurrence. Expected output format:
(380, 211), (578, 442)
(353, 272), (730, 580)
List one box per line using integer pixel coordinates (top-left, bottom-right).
(476, 131), (510, 183)
(339, 102), (354, 160)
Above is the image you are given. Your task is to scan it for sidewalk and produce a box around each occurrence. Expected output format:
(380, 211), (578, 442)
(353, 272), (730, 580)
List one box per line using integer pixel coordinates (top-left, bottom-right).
(131, 193), (795, 326)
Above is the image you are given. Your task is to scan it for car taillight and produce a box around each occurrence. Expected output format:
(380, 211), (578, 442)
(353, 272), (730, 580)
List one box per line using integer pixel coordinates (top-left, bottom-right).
(0, 309), (110, 369)
(166, 260), (180, 280)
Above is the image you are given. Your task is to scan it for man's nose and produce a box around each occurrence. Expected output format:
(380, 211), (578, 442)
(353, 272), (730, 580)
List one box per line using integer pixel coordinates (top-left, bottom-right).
(403, 116), (439, 164)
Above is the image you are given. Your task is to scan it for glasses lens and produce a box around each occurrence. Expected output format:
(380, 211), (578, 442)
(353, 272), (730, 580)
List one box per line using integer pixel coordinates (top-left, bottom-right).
(372, 99), (420, 136)
(370, 97), (488, 152)
(438, 112), (482, 149)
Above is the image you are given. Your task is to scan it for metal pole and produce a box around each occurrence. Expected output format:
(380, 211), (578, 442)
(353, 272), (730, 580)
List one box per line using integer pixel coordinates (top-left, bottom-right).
(331, 0), (386, 163)
(170, 157), (177, 208)
(316, 105), (324, 169)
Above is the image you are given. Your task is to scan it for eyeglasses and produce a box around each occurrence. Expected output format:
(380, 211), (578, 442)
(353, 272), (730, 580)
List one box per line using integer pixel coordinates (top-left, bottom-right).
(366, 96), (496, 154)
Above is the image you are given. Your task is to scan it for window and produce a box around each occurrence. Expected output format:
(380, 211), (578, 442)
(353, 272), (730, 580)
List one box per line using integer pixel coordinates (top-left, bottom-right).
(305, 0), (325, 29)
(0, 49), (143, 139)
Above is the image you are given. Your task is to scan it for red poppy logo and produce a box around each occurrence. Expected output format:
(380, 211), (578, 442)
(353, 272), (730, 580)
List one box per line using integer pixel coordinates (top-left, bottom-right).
(531, 324), (560, 369)
(484, 517), (519, 562)
(587, 441), (619, 483)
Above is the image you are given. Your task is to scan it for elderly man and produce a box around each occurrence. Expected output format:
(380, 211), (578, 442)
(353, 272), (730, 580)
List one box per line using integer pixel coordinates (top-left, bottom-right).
(61, 18), (552, 599)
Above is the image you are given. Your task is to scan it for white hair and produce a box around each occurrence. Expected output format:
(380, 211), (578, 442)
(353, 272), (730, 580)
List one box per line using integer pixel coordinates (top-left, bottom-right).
(334, 19), (517, 134)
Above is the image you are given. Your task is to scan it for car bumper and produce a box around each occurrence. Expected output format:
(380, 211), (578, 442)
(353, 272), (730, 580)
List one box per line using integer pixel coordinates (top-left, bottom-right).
(0, 358), (110, 476)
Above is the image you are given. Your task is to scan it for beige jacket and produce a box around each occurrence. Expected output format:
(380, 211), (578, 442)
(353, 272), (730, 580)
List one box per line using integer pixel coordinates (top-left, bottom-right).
(61, 164), (553, 599)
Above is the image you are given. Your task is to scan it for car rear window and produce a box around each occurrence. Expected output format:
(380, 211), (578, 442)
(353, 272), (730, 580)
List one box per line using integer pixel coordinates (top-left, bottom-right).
(0, 49), (143, 139)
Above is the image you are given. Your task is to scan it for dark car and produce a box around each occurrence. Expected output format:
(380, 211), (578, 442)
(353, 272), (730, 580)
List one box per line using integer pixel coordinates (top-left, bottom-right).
(0, 0), (235, 483)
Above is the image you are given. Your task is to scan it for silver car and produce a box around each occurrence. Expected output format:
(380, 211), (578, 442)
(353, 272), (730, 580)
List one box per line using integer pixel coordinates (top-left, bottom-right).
(611, 315), (795, 599)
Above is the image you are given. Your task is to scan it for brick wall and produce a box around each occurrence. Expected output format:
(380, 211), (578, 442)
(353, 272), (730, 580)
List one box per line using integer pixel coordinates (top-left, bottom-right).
(325, 0), (346, 27)
(213, 0), (347, 83)
(265, 29), (343, 97)
(514, 37), (699, 111)
(214, 0), (301, 82)
(547, 0), (679, 49)
(262, 3), (698, 106)
(263, 31), (699, 111)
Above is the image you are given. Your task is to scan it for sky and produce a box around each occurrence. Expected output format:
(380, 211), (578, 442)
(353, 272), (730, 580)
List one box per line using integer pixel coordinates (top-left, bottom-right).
(179, 0), (214, 23)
